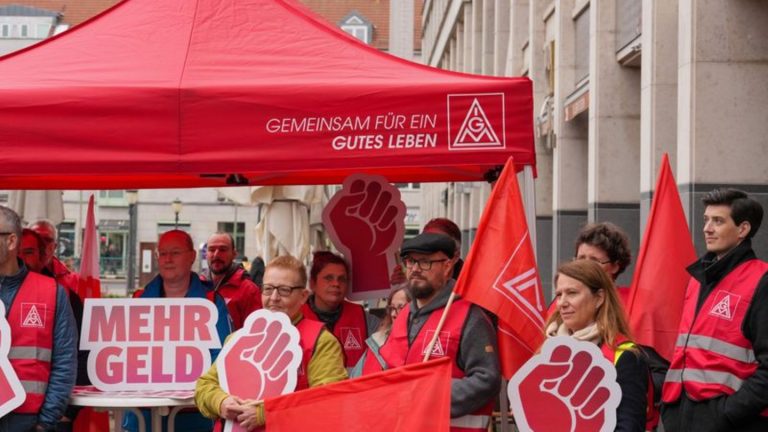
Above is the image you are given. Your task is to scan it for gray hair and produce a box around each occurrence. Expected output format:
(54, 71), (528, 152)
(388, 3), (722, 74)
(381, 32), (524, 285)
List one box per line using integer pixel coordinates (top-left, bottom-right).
(0, 206), (23, 247)
(30, 219), (58, 241)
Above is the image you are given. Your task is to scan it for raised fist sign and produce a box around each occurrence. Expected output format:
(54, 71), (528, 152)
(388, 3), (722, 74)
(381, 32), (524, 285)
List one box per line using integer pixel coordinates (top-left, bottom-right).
(508, 336), (622, 432)
(0, 302), (26, 418)
(217, 310), (302, 432)
(323, 174), (406, 300)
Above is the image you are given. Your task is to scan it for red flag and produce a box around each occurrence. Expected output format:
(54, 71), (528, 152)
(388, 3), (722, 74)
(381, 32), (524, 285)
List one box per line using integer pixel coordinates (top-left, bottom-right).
(626, 154), (696, 361)
(264, 358), (451, 431)
(453, 157), (545, 379)
(74, 195), (109, 432)
(77, 194), (101, 299)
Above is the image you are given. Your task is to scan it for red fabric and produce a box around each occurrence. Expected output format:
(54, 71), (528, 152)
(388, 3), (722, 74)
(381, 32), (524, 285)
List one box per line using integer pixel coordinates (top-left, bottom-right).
(205, 268), (262, 330)
(295, 317), (325, 391)
(7, 272), (56, 414)
(663, 260), (768, 404)
(77, 195), (101, 300)
(625, 154), (696, 362)
(379, 301), (470, 378)
(0, 0), (534, 189)
(301, 301), (367, 367)
(453, 157), (545, 379)
(264, 357), (451, 432)
(51, 258), (80, 296)
(73, 409), (110, 432)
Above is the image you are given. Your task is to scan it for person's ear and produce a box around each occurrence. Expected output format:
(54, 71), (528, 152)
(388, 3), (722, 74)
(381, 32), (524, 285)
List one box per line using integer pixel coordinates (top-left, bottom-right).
(738, 221), (752, 240)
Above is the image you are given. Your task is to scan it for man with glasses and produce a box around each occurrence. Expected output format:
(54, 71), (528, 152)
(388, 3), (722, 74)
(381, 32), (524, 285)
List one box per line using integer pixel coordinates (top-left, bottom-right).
(29, 220), (80, 297)
(202, 232), (262, 330)
(125, 229), (231, 432)
(195, 255), (346, 431)
(573, 222), (633, 303)
(0, 207), (77, 432)
(20, 228), (90, 431)
(377, 232), (500, 432)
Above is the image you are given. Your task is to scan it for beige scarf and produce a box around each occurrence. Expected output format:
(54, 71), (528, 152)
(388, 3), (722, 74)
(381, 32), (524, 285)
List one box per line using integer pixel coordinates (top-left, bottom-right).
(545, 321), (602, 346)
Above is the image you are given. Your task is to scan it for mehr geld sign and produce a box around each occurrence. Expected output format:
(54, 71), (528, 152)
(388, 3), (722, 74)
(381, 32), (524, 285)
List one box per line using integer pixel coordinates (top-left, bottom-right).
(81, 298), (222, 391)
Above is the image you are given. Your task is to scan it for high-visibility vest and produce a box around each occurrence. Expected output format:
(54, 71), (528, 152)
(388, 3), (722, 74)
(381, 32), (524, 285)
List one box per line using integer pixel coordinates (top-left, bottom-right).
(212, 317), (325, 432)
(601, 337), (658, 430)
(7, 272), (57, 414)
(379, 299), (493, 432)
(662, 259), (768, 415)
(302, 300), (367, 368)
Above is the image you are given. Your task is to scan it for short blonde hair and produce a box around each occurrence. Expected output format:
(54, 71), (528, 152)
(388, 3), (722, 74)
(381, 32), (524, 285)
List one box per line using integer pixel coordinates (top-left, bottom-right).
(266, 255), (307, 287)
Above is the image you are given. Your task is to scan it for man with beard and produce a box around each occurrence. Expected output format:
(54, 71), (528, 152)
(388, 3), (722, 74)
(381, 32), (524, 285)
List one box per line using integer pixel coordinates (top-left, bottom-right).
(377, 232), (500, 432)
(203, 232), (262, 330)
(0, 207), (77, 432)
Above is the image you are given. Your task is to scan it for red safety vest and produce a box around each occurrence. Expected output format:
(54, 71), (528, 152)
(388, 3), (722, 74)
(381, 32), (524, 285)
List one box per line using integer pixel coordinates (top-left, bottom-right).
(662, 259), (768, 415)
(379, 299), (493, 432)
(601, 336), (658, 430)
(301, 300), (367, 368)
(7, 272), (57, 414)
(213, 316), (325, 432)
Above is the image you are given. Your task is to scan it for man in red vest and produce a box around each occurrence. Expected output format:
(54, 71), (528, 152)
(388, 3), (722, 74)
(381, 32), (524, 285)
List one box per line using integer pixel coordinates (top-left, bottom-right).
(0, 207), (77, 432)
(662, 188), (768, 431)
(378, 232), (500, 432)
(203, 232), (262, 330)
(29, 220), (80, 296)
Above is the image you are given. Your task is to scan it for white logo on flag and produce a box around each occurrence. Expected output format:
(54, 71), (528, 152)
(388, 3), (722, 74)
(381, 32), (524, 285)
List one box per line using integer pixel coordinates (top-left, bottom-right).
(341, 328), (362, 350)
(423, 330), (450, 357)
(21, 304), (44, 328)
(709, 291), (740, 321)
(453, 99), (502, 148)
(491, 232), (545, 327)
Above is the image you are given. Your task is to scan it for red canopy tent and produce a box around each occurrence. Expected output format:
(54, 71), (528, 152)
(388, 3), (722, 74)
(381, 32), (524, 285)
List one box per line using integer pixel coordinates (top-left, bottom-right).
(0, 0), (534, 189)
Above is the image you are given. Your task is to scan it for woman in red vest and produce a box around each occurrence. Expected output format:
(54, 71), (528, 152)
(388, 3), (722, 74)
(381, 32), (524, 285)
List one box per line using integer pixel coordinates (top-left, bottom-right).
(546, 259), (649, 432)
(301, 251), (378, 370)
(350, 287), (411, 377)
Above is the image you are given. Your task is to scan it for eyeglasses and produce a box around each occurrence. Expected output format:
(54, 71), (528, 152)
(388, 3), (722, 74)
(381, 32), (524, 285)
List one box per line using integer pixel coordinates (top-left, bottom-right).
(0, 232), (13, 236)
(573, 255), (613, 265)
(155, 249), (191, 259)
(402, 257), (448, 271)
(262, 284), (305, 297)
(388, 303), (407, 313)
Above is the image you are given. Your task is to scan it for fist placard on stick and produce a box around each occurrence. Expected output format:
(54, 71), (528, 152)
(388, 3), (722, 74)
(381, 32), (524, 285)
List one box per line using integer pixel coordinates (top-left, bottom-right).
(217, 310), (302, 432)
(323, 174), (406, 301)
(0, 302), (26, 417)
(508, 336), (622, 432)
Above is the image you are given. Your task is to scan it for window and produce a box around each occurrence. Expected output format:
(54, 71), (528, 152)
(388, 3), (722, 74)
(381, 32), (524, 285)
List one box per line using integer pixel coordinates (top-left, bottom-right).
(20, 24), (28, 38)
(339, 12), (372, 44)
(98, 220), (129, 277)
(97, 190), (128, 206)
(574, 7), (590, 84)
(217, 222), (246, 253)
(395, 183), (421, 190)
(57, 221), (76, 258)
(1, 24), (8, 38)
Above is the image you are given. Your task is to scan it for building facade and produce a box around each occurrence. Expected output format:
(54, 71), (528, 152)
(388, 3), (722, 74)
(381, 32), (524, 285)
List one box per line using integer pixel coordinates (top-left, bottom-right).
(422, 0), (768, 298)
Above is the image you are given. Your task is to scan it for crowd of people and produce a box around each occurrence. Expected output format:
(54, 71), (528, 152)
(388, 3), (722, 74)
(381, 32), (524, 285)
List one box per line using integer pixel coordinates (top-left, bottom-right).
(0, 186), (766, 432)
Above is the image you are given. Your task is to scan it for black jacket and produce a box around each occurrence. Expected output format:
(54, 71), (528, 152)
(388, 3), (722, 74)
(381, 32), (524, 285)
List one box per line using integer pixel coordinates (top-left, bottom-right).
(662, 239), (768, 432)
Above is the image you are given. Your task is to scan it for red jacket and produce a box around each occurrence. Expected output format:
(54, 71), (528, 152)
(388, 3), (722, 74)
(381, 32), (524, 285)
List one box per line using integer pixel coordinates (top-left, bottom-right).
(7, 272), (57, 414)
(301, 300), (367, 368)
(379, 300), (492, 432)
(203, 267), (262, 330)
(663, 259), (768, 414)
(50, 257), (79, 296)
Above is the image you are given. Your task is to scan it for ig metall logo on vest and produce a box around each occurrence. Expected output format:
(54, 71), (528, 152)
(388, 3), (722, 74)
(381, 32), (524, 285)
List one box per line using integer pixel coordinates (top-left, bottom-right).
(447, 93), (506, 151)
(20, 303), (46, 328)
(708, 291), (741, 321)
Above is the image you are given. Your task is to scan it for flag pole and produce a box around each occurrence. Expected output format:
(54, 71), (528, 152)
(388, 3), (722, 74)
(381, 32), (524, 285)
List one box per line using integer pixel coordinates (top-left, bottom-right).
(421, 291), (457, 362)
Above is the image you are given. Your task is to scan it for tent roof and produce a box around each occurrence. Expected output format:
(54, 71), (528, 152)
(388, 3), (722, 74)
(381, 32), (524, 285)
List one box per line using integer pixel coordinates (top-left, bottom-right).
(0, 0), (534, 189)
